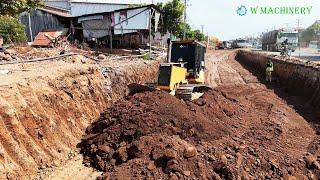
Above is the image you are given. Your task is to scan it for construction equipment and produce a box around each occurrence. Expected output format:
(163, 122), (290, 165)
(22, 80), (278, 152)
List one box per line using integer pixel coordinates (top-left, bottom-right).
(129, 40), (210, 100)
(157, 40), (210, 100)
(261, 28), (298, 52)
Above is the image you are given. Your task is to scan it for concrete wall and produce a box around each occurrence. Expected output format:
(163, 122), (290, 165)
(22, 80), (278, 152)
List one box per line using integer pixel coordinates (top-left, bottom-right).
(236, 50), (320, 107)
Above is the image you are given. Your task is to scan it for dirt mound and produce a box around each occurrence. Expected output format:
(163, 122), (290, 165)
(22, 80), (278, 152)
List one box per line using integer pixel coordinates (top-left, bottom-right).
(78, 90), (252, 179)
(80, 86), (320, 179)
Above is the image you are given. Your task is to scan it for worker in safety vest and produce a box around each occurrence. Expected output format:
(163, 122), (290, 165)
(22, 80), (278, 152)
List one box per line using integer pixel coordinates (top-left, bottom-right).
(266, 60), (273, 83)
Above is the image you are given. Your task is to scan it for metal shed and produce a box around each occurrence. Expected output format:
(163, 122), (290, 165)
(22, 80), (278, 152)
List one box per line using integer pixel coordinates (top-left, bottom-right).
(21, 0), (133, 42)
(20, 6), (72, 42)
(77, 5), (162, 48)
(43, 0), (131, 16)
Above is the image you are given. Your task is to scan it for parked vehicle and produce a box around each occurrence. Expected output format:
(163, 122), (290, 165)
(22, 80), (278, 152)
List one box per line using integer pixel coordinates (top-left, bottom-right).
(236, 39), (246, 48)
(231, 39), (248, 49)
(225, 41), (232, 49)
(215, 41), (225, 49)
(261, 28), (298, 52)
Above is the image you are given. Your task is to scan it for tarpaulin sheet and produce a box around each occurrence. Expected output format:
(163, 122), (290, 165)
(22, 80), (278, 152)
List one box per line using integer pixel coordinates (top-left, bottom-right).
(81, 17), (111, 39)
(154, 11), (160, 31)
(78, 15), (104, 23)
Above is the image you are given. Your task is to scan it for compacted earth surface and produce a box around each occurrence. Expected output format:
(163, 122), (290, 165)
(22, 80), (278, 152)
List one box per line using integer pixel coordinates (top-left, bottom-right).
(79, 50), (320, 179)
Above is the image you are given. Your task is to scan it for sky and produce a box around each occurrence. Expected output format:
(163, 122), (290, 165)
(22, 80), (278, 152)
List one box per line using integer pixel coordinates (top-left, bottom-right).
(132, 0), (320, 40)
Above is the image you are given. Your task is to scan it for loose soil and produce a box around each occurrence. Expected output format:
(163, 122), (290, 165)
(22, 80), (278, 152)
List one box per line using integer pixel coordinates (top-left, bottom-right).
(80, 50), (320, 179)
(0, 51), (161, 179)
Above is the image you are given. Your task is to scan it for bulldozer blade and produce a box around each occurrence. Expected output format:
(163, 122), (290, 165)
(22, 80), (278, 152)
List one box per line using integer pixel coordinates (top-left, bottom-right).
(128, 83), (156, 95)
(175, 84), (212, 101)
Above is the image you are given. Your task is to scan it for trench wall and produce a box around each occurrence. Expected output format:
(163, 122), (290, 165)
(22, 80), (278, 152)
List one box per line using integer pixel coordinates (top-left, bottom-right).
(0, 58), (161, 179)
(236, 50), (320, 107)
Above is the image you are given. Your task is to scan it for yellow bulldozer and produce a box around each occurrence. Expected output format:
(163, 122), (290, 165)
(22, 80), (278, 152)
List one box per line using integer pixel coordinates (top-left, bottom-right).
(130, 40), (210, 100)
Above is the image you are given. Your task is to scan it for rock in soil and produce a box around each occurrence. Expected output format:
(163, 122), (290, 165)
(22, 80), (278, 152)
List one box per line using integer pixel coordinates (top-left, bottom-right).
(79, 89), (320, 179)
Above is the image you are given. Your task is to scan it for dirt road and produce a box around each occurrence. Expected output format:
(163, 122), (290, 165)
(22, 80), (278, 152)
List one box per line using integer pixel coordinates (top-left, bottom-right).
(79, 50), (320, 179)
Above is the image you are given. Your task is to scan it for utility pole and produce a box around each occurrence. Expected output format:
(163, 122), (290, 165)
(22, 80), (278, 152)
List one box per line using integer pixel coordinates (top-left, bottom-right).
(183, 0), (187, 40)
(149, 8), (152, 59)
(206, 31), (209, 48)
(28, 13), (33, 42)
(201, 25), (204, 42)
(109, 28), (113, 54)
(201, 25), (204, 35)
(297, 19), (301, 57)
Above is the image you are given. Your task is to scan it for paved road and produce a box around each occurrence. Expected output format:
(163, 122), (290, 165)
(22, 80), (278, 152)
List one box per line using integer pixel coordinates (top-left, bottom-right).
(253, 48), (320, 61)
(292, 48), (320, 61)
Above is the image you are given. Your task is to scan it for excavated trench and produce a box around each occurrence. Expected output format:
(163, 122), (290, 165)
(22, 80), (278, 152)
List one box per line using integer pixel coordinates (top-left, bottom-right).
(0, 50), (320, 179)
(79, 50), (320, 179)
(0, 56), (161, 179)
(236, 50), (320, 107)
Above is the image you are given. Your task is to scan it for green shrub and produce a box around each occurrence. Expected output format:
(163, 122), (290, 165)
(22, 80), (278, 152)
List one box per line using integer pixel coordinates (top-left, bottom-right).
(142, 53), (150, 60)
(0, 16), (27, 44)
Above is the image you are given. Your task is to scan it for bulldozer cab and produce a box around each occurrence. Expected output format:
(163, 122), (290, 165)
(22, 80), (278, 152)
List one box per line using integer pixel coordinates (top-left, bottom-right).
(170, 40), (206, 84)
(129, 40), (209, 101)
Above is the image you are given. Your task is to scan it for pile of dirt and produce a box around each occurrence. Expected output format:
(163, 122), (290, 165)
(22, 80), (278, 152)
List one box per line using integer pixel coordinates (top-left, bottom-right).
(79, 90), (242, 179)
(76, 90), (247, 179)
(79, 88), (320, 179)
(0, 46), (62, 62)
(0, 48), (21, 61)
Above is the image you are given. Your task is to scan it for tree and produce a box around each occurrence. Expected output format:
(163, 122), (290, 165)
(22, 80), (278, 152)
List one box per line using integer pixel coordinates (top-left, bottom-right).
(0, 1), (42, 44)
(208, 36), (219, 46)
(193, 29), (205, 41)
(0, 0), (43, 16)
(157, 0), (206, 41)
(301, 24), (320, 43)
(157, 0), (185, 36)
(177, 22), (191, 39)
(0, 16), (27, 43)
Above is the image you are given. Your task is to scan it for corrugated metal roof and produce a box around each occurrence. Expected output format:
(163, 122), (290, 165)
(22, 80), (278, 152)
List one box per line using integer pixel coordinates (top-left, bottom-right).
(77, 4), (161, 18)
(38, 6), (72, 17)
(44, 0), (70, 10)
(70, 0), (135, 4)
(42, 1), (158, 17)
(43, 0), (135, 10)
(70, 2), (129, 16)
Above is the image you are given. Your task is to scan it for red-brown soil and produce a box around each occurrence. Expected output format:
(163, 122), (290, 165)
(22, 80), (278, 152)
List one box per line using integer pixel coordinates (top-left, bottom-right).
(80, 50), (320, 179)
(0, 53), (161, 179)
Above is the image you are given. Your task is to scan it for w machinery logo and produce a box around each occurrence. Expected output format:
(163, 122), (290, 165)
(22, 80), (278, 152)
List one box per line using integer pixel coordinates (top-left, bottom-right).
(236, 4), (313, 16)
(237, 5), (247, 16)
